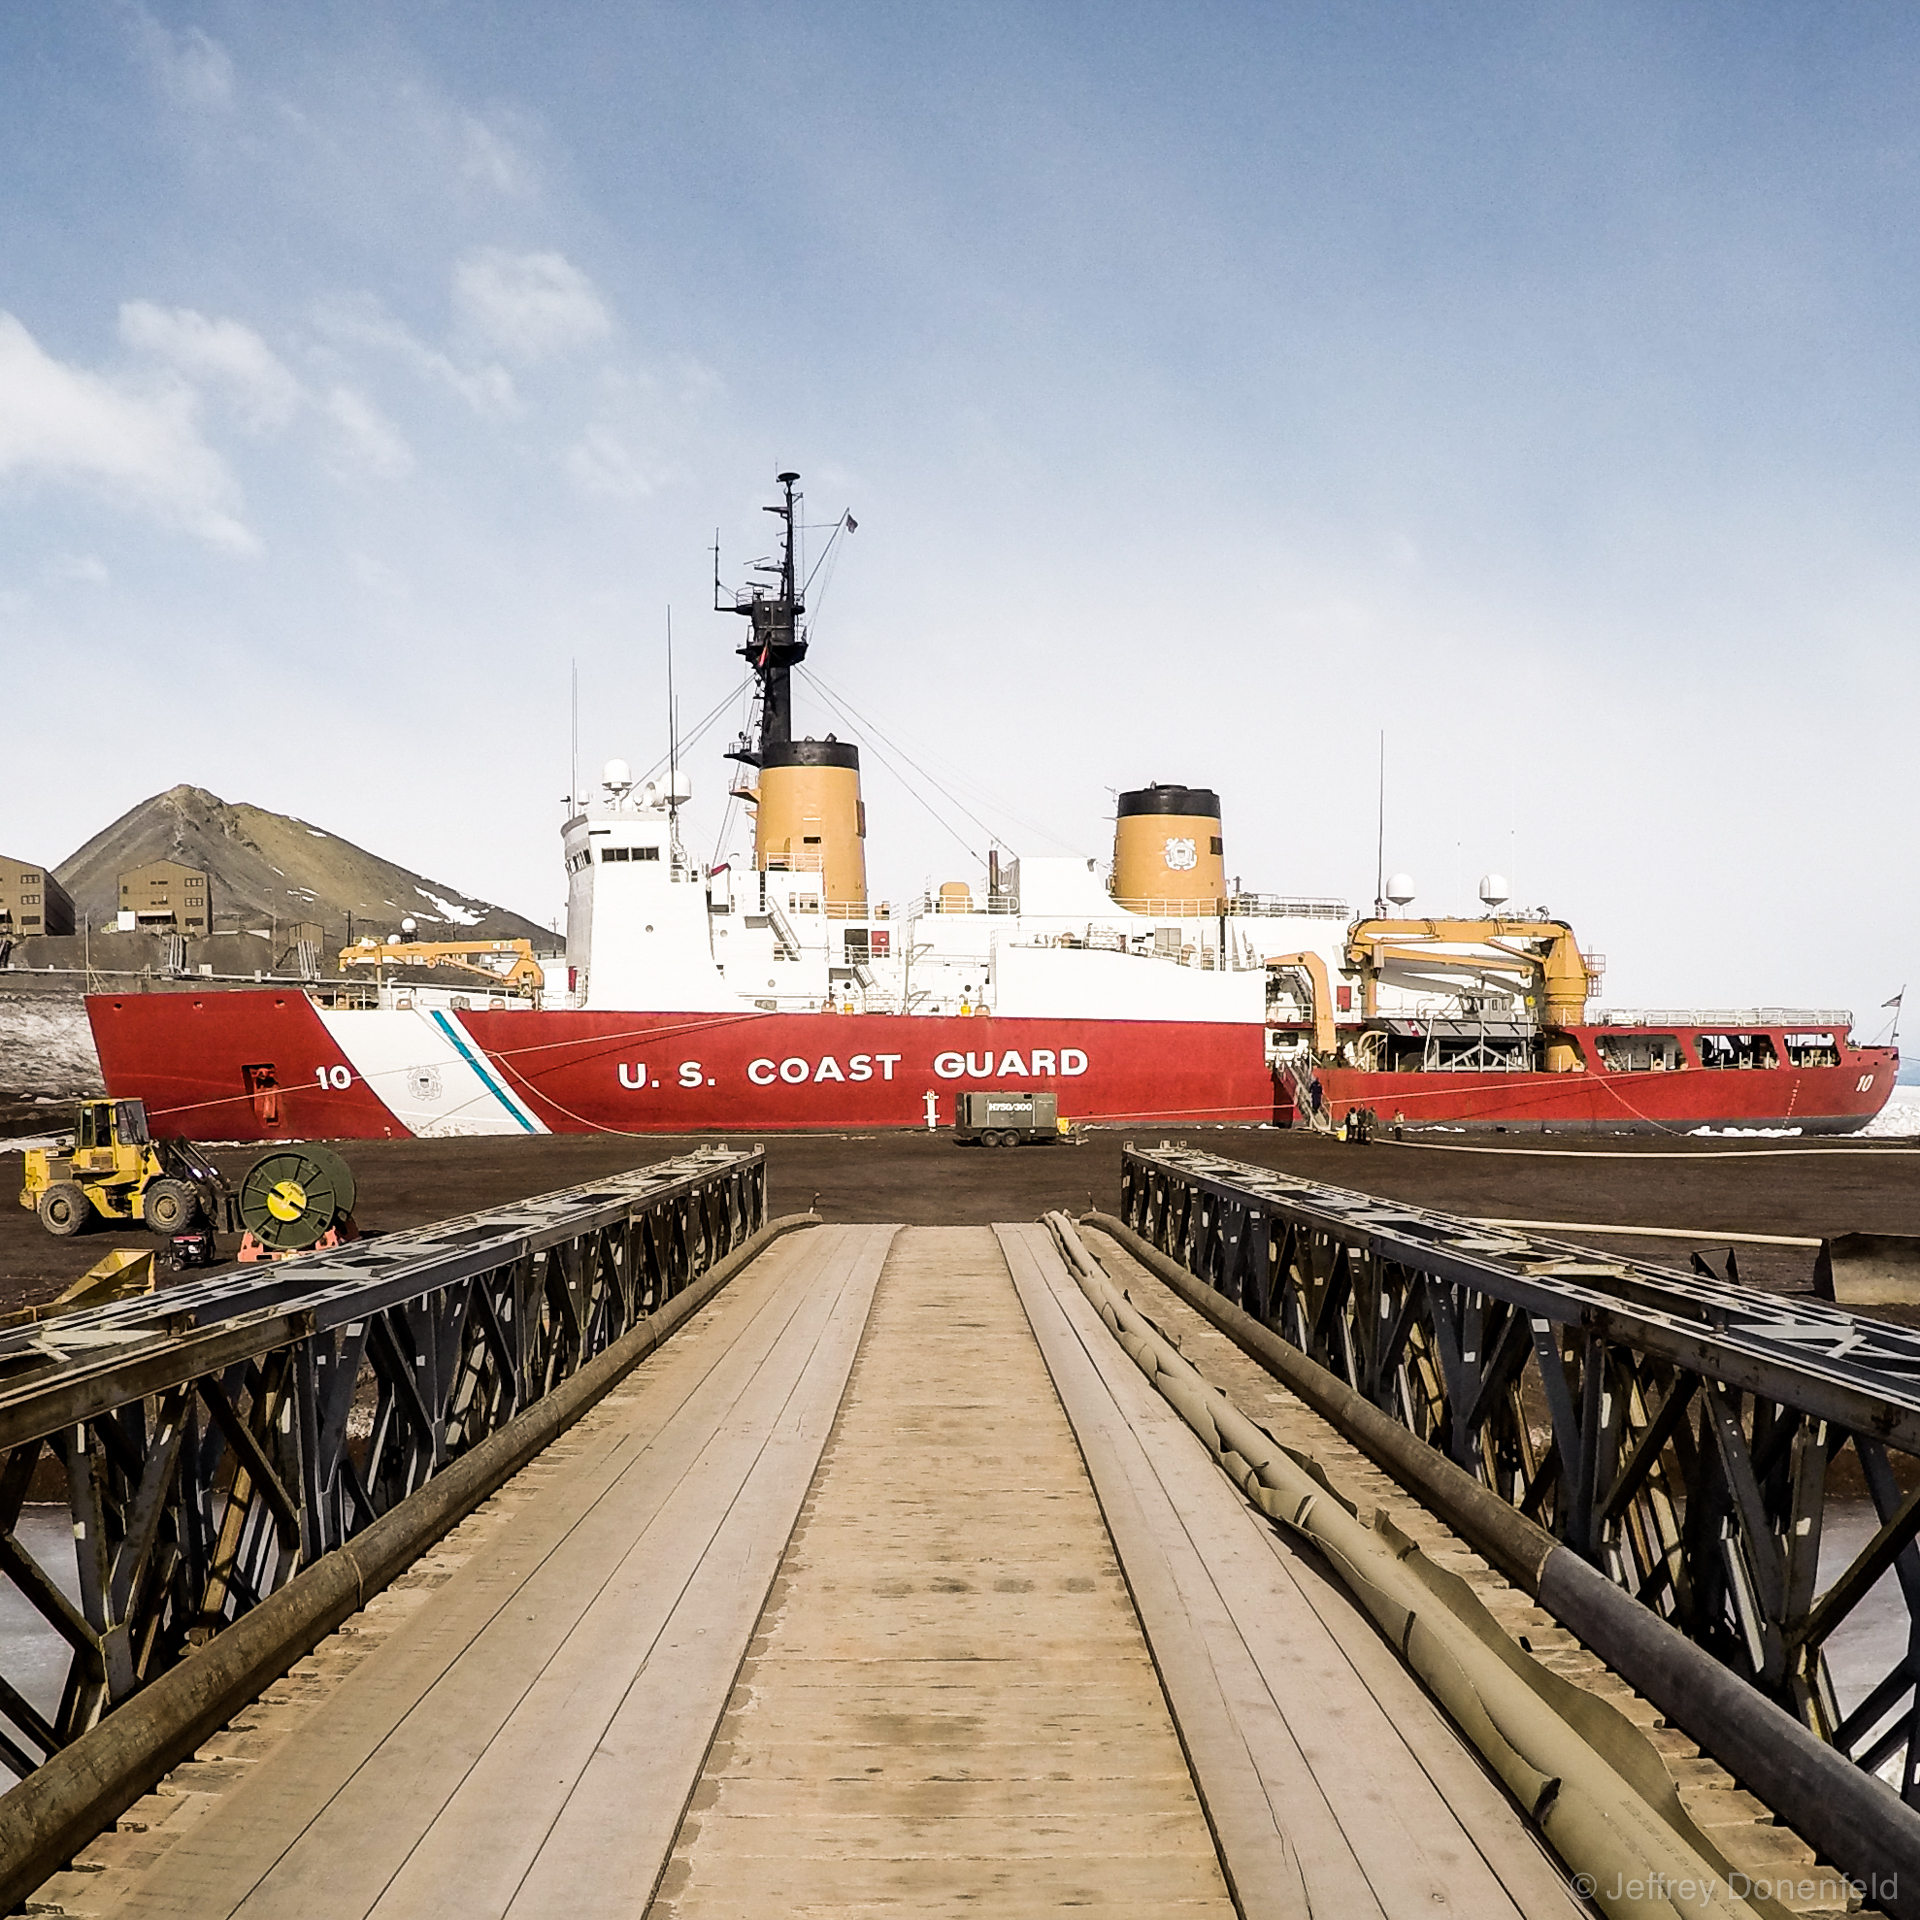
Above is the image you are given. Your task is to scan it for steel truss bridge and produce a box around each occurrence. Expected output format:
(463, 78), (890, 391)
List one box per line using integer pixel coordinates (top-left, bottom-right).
(0, 1146), (763, 1778)
(1120, 1143), (1920, 1802)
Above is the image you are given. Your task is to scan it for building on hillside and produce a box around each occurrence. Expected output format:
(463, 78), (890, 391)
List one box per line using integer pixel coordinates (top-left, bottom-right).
(0, 858), (76, 938)
(279, 920), (327, 976)
(117, 860), (213, 934)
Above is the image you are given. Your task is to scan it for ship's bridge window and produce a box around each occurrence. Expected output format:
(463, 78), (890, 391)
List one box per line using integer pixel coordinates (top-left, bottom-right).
(1785, 1031), (1840, 1067)
(1697, 1032), (1779, 1069)
(1599, 1033), (1683, 1072)
(601, 847), (630, 862)
(636, 845), (660, 860)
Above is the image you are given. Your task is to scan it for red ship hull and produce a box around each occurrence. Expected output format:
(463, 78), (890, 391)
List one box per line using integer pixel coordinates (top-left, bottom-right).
(84, 993), (1278, 1140)
(1306, 1054), (1897, 1134)
(84, 992), (1897, 1141)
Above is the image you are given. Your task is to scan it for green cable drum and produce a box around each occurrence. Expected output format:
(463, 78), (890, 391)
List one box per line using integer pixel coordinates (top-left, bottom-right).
(238, 1144), (358, 1251)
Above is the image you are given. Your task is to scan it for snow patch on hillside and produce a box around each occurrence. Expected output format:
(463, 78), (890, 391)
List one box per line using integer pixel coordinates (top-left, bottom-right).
(415, 888), (483, 927)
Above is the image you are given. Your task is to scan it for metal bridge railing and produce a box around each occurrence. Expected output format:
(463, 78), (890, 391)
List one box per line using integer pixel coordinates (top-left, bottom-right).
(0, 1146), (764, 1780)
(1120, 1144), (1920, 1803)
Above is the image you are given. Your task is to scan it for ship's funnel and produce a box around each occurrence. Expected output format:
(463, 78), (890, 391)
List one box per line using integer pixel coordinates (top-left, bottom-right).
(1111, 784), (1226, 916)
(755, 734), (867, 909)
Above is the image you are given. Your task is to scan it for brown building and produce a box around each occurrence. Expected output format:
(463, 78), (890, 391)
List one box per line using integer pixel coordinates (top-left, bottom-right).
(0, 858), (75, 938)
(118, 859), (213, 934)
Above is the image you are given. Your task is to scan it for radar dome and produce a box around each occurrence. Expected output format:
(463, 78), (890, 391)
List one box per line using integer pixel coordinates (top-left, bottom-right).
(602, 757), (632, 789)
(1477, 873), (1510, 909)
(1385, 872), (1416, 906)
(664, 767), (693, 804)
(401, 916), (417, 935)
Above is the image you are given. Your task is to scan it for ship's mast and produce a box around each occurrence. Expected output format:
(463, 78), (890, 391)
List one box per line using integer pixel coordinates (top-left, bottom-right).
(713, 469), (868, 912)
(718, 469), (805, 770)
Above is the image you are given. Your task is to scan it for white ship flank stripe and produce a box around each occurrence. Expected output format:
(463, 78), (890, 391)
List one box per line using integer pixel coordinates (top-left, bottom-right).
(430, 1010), (539, 1132)
(316, 1006), (549, 1137)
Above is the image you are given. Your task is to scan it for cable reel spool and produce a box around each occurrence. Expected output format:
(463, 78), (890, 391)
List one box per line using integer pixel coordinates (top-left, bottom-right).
(238, 1145), (358, 1252)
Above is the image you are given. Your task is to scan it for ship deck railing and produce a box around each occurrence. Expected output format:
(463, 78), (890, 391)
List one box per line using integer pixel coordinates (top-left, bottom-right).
(1595, 1006), (1854, 1030)
(1227, 893), (1350, 918)
(1108, 894), (1350, 919)
(1014, 930), (1266, 971)
(901, 892), (1021, 919)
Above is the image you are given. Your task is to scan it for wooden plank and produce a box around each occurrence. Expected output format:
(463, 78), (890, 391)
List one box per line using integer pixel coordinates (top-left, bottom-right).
(421, 1227), (893, 1917)
(1000, 1224), (1580, 1920)
(100, 1226), (891, 1919)
(651, 1226), (1234, 1920)
(999, 1226), (1324, 1920)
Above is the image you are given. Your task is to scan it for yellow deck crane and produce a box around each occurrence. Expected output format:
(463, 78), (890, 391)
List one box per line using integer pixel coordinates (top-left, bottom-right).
(1342, 917), (1598, 1072)
(337, 936), (545, 998)
(1263, 919), (1600, 1073)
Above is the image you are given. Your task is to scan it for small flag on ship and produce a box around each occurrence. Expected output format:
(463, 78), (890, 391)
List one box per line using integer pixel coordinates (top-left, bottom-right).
(1886, 989), (1906, 1008)
(844, 513), (858, 531)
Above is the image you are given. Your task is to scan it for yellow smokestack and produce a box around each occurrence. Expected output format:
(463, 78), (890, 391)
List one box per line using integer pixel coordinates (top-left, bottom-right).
(1111, 784), (1226, 916)
(754, 735), (867, 909)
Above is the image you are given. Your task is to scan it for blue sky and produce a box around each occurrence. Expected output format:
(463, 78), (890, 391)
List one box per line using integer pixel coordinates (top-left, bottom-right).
(0, 3), (1914, 1029)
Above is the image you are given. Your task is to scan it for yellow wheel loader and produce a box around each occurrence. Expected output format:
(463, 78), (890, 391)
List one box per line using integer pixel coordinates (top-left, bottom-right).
(18, 1099), (237, 1239)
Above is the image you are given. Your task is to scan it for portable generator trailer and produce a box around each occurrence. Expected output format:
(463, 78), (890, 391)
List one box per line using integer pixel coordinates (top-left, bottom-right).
(954, 1089), (1065, 1148)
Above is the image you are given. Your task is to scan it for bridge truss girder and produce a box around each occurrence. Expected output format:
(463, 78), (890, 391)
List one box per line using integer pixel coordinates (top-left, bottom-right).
(0, 1147), (764, 1779)
(1120, 1145), (1920, 1803)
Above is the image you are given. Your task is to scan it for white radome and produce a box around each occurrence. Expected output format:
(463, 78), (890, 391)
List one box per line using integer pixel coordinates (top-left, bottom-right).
(602, 757), (633, 789)
(1386, 872), (1416, 906)
(1478, 873), (1511, 909)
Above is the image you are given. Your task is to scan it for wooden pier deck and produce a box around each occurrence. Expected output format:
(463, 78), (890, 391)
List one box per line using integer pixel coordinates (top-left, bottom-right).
(35, 1224), (1587, 1919)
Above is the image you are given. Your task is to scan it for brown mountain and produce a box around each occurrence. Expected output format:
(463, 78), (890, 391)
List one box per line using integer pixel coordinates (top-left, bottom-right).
(54, 786), (551, 953)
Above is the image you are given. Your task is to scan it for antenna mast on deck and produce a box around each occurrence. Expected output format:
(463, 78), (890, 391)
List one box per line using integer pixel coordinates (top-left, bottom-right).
(717, 470), (806, 773)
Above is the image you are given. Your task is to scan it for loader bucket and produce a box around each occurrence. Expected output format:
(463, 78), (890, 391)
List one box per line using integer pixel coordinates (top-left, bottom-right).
(1813, 1233), (1920, 1306)
(59, 1246), (158, 1306)
(0, 1248), (157, 1328)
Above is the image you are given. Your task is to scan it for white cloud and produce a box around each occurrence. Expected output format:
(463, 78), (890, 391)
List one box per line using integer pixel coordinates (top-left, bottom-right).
(460, 117), (531, 194)
(119, 302), (302, 431)
(453, 249), (612, 362)
(325, 386), (413, 475)
(129, 11), (233, 109)
(565, 424), (659, 502)
(0, 311), (253, 549)
(47, 553), (109, 585)
(315, 293), (519, 417)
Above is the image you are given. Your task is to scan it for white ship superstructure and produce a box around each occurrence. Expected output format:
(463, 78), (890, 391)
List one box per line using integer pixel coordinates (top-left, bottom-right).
(563, 755), (1348, 1025)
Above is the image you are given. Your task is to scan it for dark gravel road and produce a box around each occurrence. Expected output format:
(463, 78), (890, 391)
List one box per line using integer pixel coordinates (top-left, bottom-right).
(4, 1123), (1916, 1313)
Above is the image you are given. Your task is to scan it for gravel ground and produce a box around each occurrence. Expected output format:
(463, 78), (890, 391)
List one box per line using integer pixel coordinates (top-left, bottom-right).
(4, 1122), (1918, 1316)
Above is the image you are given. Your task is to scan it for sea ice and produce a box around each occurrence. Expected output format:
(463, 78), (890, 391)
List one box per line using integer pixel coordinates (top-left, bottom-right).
(1862, 1085), (1920, 1139)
